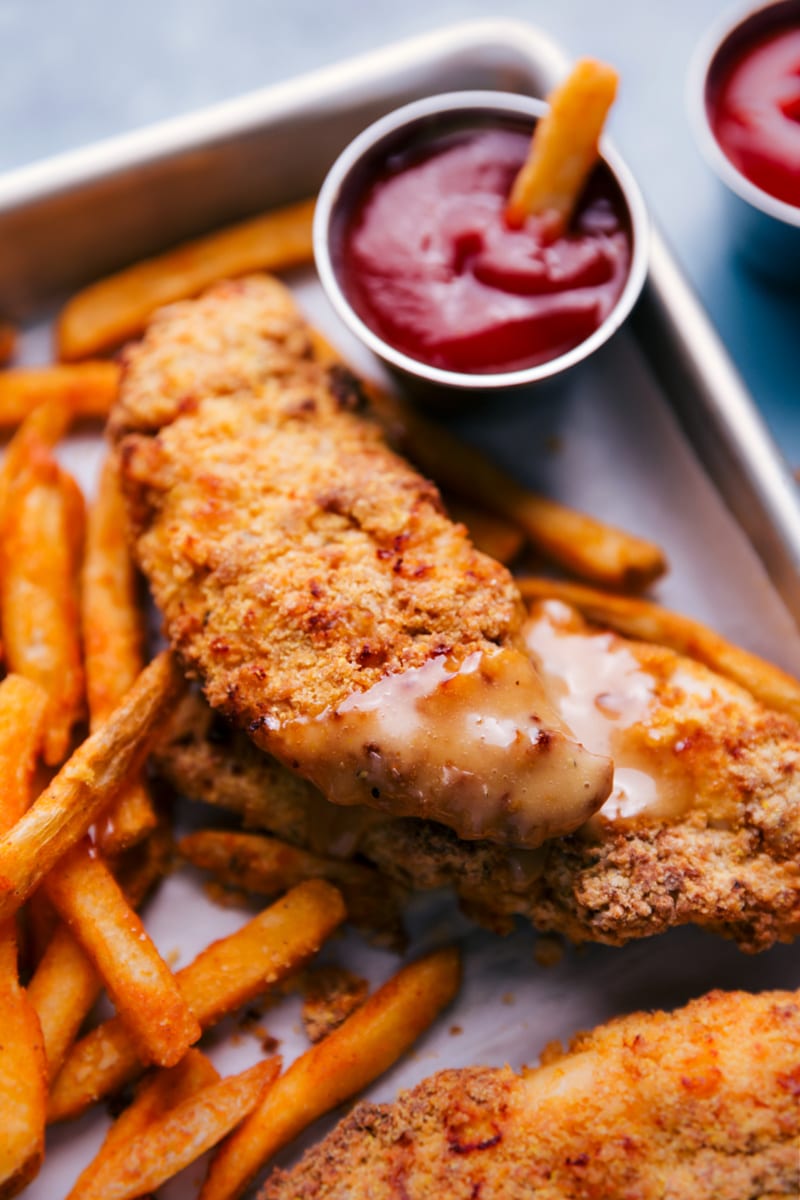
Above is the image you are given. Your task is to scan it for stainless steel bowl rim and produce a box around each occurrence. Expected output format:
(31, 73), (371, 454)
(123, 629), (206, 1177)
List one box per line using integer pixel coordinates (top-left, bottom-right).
(313, 89), (650, 391)
(687, 0), (800, 230)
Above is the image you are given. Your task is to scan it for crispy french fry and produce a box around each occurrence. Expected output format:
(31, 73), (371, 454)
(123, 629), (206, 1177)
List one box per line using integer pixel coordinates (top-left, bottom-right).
(0, 651), (183, 923)
(68, 1048), (219, 1198)
(27, 923), (100, 1083)
(83, 456), (156, 854)
(43, 839), (200, 1068)
(0, 322), (16, 367)
(445, 496), (525, 564)
(57, 197), (315, 360)
(29, 825), (173, 1081)
(518, 576), (800, 722)
(48, 879), (346, 1122)
(309, 335), (666, 590)
(506, 58), (619, 232)
(0, 675), (48, 1199)
(0, 443), (86, 763)
(201, 946), (461, 1200)
(70, 1057), (280, 1200)
(0, 362), (118, 426)
(374, 390), (666, 591)
(179, 829), (406, 950)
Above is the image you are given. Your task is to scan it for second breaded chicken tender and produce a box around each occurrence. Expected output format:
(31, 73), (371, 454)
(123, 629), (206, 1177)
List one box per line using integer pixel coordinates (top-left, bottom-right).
(114, 276), (611, 848)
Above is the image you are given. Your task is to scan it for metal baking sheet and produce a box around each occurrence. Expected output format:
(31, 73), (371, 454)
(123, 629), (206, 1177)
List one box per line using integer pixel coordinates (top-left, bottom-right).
(2, 20), (798, 1199)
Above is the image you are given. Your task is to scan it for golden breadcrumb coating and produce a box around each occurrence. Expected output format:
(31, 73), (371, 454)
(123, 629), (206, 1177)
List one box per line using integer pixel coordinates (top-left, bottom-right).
(259, 988), (800, 1200)
(115, 275), (611, 847)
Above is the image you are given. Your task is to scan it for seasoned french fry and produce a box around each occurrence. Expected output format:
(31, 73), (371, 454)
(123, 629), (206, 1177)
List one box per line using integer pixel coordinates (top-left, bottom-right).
(373, 389), (666, 591)
(70, 1057), (280, 1200)
(83, 456), (156, 854)
(68, 1049), (219, 1198)
(29, 825), (173, 1081)
(506, 58), (619, 232)
(48, 879), (346, 1122)
(43, 839), (200, 1068)
(0, 443), (85, 763)
(518, 576), (800, 722)
(0, 322), (16, 366)
(0, 675), (48, 1199)
(201, 946), (461, 1200)
(27, 923), (100, 1083)
(310, 335), (666, 590)
(57, 197), (316, 360)
(0, 651), (183, 922)
(179, 829), (406, 950)
(0, 362), (118, 426)
(445, 496), (525, 564)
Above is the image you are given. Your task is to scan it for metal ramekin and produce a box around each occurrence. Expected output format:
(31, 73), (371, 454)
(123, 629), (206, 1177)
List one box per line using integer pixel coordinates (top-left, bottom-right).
(313, 90), (649, 395)
(688, 0), (800, 284)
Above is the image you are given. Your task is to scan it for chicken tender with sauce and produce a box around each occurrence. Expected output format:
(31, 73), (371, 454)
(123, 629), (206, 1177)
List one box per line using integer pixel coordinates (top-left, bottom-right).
(154, 597), (800, 951)
(114, 275), (611, 848)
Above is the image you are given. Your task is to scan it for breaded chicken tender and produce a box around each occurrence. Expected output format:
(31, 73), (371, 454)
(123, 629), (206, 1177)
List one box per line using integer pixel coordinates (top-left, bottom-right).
(154, 597), (800, 951)
(114, 275), (611, 848)
(259, 988), (800, 1200)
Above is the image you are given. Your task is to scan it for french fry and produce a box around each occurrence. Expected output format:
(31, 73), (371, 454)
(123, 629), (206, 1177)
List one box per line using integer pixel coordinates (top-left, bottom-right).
(0, 651), (183, 923)
(57, 197), (316, 360)
(310, 335), (666, 591)
(373, 389), (666, 591)
(0, 443), (86, 763)
(68, 1049), (220, 1197)
(518, 576), (800, 722)
(445, 496), (525, 564)
(29, 824), (173, 1081)
(43, 839), (200, 1068)
(0, 322), (16, 366)
(0, 675), (48, 1199)
(0, 362), (118, 426)
(201, 945), (461, 1200)
(83, 456), (156, 854)
(506, 58), (619, 233)
(69, 1057), (281, 1200)
(48, 879), (346, 1122)
(179, 829), (406, 950)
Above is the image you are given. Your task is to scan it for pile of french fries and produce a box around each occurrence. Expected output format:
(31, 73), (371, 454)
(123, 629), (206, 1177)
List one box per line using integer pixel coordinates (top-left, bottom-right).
(0, 80), (797, 1195)
(0, 384), (461, 1197)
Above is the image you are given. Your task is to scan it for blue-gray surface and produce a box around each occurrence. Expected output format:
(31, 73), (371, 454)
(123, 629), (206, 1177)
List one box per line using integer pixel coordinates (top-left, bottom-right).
(1, 0), (797, 460)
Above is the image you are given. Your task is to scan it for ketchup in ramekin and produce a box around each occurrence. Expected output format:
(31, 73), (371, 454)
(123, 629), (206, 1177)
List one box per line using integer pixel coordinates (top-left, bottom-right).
(709, 24), (800, 207)
(334, 123), (631, 376)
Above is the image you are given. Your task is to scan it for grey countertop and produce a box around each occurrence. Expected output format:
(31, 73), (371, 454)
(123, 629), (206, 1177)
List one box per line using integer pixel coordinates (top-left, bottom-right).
(2, 0), (798, 459)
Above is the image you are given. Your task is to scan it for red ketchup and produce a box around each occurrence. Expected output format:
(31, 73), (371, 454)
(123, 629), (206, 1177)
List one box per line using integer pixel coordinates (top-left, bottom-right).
(710, 26), (800, 207)
(336, 125), (631, 375)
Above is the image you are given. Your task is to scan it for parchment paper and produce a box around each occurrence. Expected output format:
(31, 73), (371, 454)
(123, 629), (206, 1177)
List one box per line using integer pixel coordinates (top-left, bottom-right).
(26, 270), (800, 1198)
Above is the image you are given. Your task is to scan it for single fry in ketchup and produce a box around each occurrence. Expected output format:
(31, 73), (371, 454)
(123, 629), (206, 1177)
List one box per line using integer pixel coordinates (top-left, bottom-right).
(517, 576), (800, 721)
(506, 58), (619, 233)
(57, 197), (316, 360)
(0, 322), (17, 366)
